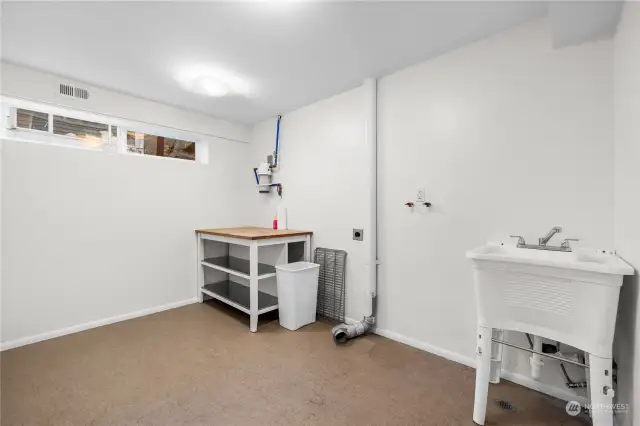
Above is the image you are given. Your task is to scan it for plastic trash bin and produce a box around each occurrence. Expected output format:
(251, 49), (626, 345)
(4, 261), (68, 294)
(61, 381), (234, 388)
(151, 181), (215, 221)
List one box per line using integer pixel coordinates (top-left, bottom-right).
(275, 261), (320, 330)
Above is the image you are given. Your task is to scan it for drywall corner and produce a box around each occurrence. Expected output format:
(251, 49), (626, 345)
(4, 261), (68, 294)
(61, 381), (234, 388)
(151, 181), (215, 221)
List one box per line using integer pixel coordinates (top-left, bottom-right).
(613, 3), (640, 426)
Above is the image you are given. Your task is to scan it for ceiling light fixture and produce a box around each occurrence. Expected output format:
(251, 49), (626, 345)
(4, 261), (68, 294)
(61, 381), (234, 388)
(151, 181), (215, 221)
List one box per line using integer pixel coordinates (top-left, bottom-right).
(175, 64), (254, 98)
(192, 75), (229, 97)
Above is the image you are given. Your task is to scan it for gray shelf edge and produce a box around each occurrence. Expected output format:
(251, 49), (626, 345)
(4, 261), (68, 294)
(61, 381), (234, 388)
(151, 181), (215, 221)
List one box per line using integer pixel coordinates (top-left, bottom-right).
(202, 280), (278, 312)
(202, 255), (276, 278)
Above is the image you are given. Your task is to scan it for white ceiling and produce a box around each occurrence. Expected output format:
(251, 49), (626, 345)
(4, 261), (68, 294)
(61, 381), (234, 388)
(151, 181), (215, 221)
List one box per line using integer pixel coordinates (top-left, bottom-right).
(549, 1), (623, 48)
(1, 2), (551, 124)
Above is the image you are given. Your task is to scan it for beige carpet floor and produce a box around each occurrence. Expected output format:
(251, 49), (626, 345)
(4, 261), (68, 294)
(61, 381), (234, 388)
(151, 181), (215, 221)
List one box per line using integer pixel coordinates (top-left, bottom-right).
(1, 301), (589, 425)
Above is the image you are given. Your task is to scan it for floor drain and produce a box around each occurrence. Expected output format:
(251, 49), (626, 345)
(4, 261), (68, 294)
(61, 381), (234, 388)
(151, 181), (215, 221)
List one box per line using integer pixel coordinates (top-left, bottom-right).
(495, 399), (516, 412)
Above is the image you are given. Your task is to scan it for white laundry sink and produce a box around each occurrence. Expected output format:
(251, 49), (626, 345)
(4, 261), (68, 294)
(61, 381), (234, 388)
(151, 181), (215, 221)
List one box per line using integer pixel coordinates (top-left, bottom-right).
(467, 242), (634, 426)
(467, 243), (633, 356)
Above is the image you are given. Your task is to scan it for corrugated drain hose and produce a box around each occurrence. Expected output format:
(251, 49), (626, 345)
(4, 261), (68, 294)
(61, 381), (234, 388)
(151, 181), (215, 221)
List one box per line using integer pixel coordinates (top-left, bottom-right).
(332, 316), (375, 345)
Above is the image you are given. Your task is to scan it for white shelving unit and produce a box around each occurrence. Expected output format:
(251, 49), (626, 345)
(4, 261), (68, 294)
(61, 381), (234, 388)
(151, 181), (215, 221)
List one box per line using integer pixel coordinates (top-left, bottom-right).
(195, 227), (312, 332)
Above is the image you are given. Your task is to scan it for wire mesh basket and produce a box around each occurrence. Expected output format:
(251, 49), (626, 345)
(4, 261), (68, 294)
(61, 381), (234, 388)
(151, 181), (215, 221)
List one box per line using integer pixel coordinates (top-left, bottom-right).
(315, 247), (347, 323)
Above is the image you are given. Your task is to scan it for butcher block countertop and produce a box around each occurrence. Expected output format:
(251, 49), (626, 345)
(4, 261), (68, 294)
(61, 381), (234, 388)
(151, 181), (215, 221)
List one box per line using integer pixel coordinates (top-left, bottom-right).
(195, 226), (313, 240)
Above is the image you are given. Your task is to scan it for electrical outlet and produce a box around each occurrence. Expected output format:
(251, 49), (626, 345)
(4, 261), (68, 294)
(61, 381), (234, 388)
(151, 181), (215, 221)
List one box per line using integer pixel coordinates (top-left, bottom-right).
(353, 229), (364, 241)
(416, 188), (426, 203)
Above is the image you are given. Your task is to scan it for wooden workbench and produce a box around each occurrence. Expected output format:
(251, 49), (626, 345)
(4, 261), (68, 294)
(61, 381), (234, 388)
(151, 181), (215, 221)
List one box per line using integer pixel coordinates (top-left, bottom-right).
(196, 226), (313, 240)
(195, 227), (313, 332)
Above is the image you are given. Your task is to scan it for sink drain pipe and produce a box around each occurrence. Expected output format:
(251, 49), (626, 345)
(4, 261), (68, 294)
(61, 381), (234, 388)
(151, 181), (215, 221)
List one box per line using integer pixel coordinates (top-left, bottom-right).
(333, 78), (378, 345)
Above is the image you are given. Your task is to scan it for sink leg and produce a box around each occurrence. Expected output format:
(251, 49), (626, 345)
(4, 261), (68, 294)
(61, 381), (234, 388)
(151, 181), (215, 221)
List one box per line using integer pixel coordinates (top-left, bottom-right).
(473, 325), (492, 425)
(588, 354), (614, 426)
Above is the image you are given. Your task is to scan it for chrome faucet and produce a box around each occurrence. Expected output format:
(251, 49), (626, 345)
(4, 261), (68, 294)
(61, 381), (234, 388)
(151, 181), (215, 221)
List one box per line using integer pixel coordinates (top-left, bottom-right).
(510, 226), (579, 252)
(539, 226), (562, 246)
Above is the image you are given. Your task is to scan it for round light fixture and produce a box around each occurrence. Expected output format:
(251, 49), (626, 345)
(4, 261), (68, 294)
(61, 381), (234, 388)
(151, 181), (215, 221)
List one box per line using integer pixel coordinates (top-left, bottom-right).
(175, 64), (255, 98)
(191, 75), (230, 97)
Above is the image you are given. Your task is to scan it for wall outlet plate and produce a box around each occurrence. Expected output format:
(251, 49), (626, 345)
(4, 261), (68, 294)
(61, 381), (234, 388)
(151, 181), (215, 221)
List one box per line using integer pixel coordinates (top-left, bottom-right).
(353, 229), (364, 241)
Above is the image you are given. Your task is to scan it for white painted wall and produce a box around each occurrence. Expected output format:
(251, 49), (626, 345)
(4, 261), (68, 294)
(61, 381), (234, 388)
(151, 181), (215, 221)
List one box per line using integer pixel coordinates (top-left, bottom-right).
(1, 138), (254, 348)
(250, 87), (370, 319)
(377, 18), (613, 400)
(0, 66), (255, 349)
(252, 18), (615, 402)
(613, 4), (640, 425)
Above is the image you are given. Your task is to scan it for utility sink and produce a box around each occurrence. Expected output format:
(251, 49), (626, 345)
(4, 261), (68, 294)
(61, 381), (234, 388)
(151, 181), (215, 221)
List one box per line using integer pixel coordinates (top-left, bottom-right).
(467, 243), (633, 357)
(468, 243), (634, 426)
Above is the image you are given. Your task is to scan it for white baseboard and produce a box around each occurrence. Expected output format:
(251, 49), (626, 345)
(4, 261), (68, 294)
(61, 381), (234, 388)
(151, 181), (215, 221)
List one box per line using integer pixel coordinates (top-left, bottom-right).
(374, 326), (475, 368)
(0, 298), (198, 351)
(372, 325), (587, 405)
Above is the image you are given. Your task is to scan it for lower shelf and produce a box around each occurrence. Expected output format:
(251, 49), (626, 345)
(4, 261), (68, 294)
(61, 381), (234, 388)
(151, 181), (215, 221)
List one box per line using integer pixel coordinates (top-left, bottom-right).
(201, 281), (278, 315)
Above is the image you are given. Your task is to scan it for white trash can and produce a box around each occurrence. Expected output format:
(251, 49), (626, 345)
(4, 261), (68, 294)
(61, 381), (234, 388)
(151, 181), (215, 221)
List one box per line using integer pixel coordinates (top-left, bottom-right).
(275, 261), (320, 331)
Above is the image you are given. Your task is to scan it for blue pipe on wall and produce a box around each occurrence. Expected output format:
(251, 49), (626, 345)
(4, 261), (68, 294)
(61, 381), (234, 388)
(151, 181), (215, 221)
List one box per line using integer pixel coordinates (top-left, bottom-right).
(253, 115), (282, 189)
(273, 115), (282, 167)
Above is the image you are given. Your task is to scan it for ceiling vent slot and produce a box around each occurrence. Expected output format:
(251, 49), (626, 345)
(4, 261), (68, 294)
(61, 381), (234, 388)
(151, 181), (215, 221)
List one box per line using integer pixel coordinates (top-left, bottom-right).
(59, 83), (89, 100)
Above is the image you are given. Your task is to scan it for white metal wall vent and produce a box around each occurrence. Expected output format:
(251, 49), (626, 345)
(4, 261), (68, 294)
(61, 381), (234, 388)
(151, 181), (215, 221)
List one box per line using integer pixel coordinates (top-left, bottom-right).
(59, 83), (89, 100)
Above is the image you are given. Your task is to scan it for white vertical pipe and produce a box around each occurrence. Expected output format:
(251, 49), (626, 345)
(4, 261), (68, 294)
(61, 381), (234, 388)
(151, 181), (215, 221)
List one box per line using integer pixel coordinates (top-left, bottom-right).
(364, 78), (378, 315)
(530, 335), (544, 380)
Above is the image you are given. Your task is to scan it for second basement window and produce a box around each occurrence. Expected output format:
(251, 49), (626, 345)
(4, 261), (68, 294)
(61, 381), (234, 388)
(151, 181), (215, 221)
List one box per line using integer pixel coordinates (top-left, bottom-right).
(53, 115), (109, 146)
(126, 131), (196, 161)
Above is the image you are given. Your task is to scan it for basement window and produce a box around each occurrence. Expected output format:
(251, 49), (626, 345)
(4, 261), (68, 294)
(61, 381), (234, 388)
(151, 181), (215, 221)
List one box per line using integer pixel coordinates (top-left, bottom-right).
(53, 115), (109, 145)
(126, 131), (196, 161)
(10, 107), (111, 148)
(16, 108), (49, 132)
(4, 99), (205, 163)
